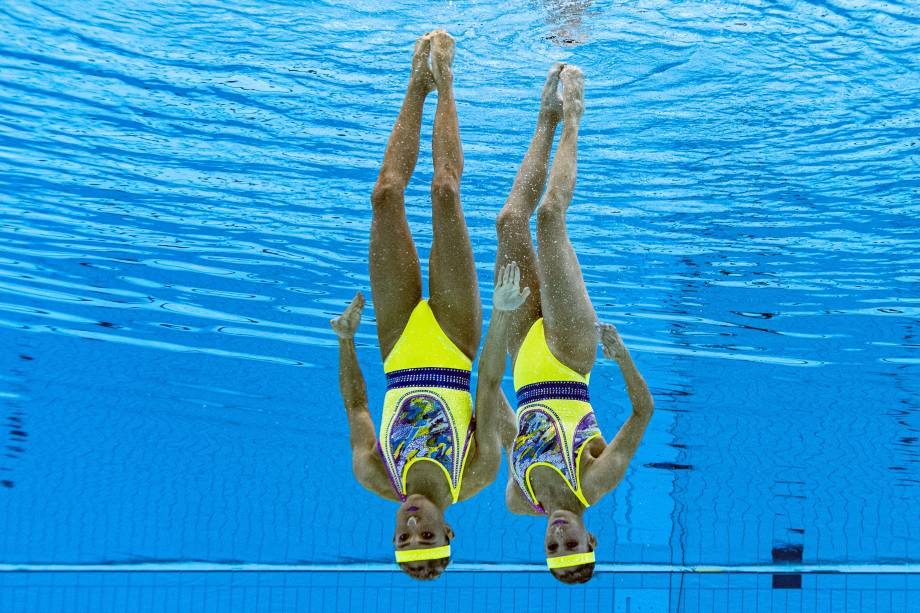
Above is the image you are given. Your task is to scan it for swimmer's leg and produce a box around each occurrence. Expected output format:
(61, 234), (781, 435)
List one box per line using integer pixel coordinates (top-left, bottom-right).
(535, 65), (597, 375)
(426, 30), (482, 360)
(370, 33), (436, 360)
(495, 63), (564, 361)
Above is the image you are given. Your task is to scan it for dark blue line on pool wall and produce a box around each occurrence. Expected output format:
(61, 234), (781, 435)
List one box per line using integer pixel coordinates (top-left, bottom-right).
(771, 475), (806, 590)
(772, 543), (804, 589)
(1, 353), (33, 490)
(772, 573), (802, 589)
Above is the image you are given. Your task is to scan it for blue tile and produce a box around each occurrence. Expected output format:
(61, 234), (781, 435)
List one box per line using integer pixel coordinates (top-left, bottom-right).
(778, 588), (806, 613)
(844, 588), (864, 613)
(811, 586), (833, 613)
(756, 582), (774, 612)
(612, 573), (645, 589)
(825, 588), (843, 613)
(727, 584), (747, 612)
(727, 573), (759, 589)
(890, 589), (906, 613)
(697, 573), (730, 590)
(816, 574), (848, 590)
(842, 573), (878, 590)
(614, 588), (670, 612)
(712, 583), (729, 612)
(698, 587), (715, 612)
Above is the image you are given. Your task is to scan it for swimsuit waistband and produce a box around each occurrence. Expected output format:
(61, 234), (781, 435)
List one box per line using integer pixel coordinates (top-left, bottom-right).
(515, 381), (590, 407)
(385, 367), (471, 392)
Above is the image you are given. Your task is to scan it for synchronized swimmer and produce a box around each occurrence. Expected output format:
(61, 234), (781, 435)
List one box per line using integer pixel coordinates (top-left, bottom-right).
(331, 30), (653, 583)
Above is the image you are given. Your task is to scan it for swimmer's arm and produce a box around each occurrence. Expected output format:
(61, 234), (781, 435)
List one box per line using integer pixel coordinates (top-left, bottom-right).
(477, 261), (530, 450)
(460, 263), (530, 500)
(331, 293), (399, 502)
(476, 313), (517, 453)
(331, 292), (371, 417)
(337, 333), (368, 415)
(584, 324), (654, 499)
(338, 338), (400, 501)
(459, 310), (514, 500)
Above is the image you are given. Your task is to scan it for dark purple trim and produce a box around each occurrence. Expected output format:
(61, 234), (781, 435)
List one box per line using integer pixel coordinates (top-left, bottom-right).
(377, 439), (407, 501)
(386, 367), (471, 391)
(515, 381), (589, 406)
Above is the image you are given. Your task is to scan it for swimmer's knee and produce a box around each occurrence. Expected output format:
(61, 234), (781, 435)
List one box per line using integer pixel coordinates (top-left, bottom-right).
(430, 176), (460, 207)
(536, 199), (566, 226)
(371, 174), (404, 209)
(496, 207), (528, 237)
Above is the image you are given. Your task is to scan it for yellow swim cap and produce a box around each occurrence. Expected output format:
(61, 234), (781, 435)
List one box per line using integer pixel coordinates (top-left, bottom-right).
(395, 545), (451, 563)
(547, 551), (595, 569)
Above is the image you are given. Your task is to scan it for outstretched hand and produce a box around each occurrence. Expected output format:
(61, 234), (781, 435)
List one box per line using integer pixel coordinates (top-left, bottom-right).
(598, 322), (628, 363)
(493, 262), (531, 312)
(330, 292), (365, 339)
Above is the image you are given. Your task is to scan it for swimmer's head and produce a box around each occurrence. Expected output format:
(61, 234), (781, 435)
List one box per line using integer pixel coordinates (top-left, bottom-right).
(545, 509), (596, 584)
(393, 494), (453, 580)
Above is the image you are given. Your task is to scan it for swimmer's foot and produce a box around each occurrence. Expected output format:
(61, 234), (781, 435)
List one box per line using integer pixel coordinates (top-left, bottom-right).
(429, 29), (455, 91)
(560, 64), (585, 122)
(539, 62), (564, 123)
(410, 32), (436, 94)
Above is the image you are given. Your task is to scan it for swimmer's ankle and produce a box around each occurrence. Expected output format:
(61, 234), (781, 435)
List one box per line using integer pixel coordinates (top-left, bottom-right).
(433, 67), (454, 92)
(408, 76), (433, 96)
(538, 108), (561, 126)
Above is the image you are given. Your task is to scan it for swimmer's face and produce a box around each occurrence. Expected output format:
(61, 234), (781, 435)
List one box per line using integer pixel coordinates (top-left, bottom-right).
(544, 510), (593, 556)
(394, 494), (453, 580)
(545, 510), (596, 584)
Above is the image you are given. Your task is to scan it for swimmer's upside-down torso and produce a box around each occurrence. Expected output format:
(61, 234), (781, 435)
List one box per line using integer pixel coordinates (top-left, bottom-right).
(377, 299), (490, 506)
(507, 317), (606, 515)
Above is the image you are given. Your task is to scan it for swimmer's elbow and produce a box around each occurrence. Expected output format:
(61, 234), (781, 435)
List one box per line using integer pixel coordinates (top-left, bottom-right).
(642, 397), (655, 417)
(632, 394), (654, 419)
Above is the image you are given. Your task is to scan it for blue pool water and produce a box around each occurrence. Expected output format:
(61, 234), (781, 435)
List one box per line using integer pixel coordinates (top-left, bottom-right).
(1, 0), (918, 610)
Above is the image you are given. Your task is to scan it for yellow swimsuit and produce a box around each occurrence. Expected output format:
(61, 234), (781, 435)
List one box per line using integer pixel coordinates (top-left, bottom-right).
(378, 300), (473, 503)
(511, 318), (601, 513)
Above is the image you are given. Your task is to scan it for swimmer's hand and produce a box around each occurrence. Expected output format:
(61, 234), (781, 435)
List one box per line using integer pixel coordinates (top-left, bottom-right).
(493, 262), (531, 312)
(598, 322), (629, 363)
(330, 292), (365, 339)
